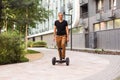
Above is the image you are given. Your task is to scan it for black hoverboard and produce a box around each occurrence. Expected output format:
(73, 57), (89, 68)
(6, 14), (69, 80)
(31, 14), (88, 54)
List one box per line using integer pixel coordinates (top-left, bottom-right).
(52, 48), (70, 66)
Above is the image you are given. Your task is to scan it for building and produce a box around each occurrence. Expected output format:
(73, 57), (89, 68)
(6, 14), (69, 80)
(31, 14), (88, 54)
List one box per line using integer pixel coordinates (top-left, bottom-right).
(28, 0), (120, 50)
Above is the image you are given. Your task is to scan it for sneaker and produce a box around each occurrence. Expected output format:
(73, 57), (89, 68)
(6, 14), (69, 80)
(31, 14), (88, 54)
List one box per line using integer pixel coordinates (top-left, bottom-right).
(60, 58), (62, 60)
(62, 57), (65, 59)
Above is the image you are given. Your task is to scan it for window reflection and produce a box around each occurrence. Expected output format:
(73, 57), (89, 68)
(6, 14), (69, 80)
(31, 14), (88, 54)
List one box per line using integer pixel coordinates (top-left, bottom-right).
(94, 24), (100, 31)
(100, 22), (106, 30)
(107, 20), (113, 29)
(110, 0), (117, 10)
(115, 19), (120, 28)
(96, 0), (103, 12)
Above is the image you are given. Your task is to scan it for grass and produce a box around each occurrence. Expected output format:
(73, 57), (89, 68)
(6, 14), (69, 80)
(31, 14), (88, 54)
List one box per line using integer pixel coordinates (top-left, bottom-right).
(27, 50), (40, 54)
(25, 50), (42, 62)
(19, 50), (40, 63)
(20, 57), (29, 62)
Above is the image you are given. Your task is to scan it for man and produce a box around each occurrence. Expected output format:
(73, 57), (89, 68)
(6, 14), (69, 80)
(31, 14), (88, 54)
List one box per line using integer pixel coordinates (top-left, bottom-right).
(54, 12), (69, 60)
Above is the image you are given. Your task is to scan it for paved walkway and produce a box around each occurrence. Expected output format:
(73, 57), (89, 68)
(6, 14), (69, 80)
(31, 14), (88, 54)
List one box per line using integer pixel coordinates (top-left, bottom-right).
(25, 53), (43, 62)
(0, 48), (120, 80)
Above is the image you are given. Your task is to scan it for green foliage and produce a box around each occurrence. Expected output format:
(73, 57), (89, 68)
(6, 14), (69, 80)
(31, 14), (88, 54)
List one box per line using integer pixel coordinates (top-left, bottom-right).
(28, 41), (47, 47)
(27, 50), (40, 54)
(0, 32), (28, 65)
(28, 41), (34, 47)
(33, 41), (47, 47)
(1, 0), (51, 34)
(20, 56), (29, 62)
(95, 49), (104, 53)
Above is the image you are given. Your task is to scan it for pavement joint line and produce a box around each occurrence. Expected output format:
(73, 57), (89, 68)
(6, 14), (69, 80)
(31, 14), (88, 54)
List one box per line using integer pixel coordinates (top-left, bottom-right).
(0, 48), (120, 80)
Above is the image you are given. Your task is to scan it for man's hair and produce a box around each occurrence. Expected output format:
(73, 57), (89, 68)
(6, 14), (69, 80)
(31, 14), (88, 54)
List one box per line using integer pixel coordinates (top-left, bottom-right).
(58, 12), (63, 15)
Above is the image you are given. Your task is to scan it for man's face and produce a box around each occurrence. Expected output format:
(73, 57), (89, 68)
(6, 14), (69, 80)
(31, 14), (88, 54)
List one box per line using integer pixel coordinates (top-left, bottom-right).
(58, 13), (63, 20)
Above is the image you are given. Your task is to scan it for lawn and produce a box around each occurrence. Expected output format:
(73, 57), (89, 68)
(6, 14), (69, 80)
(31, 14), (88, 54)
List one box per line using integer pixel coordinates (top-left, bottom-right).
(27, 50), (40, 54)
(25, 50), (42, 61)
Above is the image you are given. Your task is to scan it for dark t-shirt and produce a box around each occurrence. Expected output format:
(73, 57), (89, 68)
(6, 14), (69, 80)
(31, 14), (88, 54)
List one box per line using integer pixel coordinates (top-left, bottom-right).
(54, 20), (68, 35)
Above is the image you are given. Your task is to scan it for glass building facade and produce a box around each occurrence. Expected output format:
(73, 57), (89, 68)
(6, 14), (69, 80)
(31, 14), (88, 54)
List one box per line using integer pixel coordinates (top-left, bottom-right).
(29, 0), (74, 36)
(28, 0), (120, 51)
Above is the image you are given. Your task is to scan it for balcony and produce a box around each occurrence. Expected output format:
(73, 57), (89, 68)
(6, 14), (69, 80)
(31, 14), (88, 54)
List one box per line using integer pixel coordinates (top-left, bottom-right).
(80, 12), (88, 19)
(80, 3), (88, 19)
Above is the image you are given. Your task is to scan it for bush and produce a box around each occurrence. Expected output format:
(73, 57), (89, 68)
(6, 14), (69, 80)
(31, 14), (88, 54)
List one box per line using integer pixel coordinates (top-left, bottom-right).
(27, 50), (40, 54)
(28, 41), (34, 47)
(28, 41), (47, 47)
(0, 32), (28, 65)
(33, 41), (47, 47)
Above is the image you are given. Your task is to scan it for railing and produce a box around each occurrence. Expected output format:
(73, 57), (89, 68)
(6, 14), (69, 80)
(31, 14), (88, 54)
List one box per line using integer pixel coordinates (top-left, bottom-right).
(80, 12), (88, 19)
(96, 7), (104, 13)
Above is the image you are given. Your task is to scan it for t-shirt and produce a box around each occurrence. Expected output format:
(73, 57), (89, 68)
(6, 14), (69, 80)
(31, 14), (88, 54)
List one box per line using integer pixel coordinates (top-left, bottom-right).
(54, 20), (68, 35)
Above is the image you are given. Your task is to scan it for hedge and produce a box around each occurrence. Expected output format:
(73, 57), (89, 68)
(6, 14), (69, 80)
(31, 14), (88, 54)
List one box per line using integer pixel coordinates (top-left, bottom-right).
(0, 32), (28, 65)
(28, 41), (47, 47)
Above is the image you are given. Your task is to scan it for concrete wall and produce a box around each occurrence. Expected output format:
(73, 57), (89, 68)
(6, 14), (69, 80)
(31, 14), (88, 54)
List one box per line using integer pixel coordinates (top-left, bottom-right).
(29, 33), (86, 49)
(96, 29), (120, 50)
(81, 0), (120, 50)
(42, 33), (55, 48)
(67, 33), (85, 49)
(35, 36), (41, 41)
(28, 38), (33, 41)
(117, 0), (120, 9)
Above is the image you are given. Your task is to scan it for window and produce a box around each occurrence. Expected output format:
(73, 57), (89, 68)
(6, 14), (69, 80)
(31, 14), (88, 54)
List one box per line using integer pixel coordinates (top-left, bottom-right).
(115, 19), (120, 28)
(94, 23), (100, 31)
(94, 22), (107, 31)
(94, 19), (120, 32)
(96, 0), (103, 13)
(107, 20), (114, 29)
(72, 27), (84, 33)
(109, 0), (117, 10)
(80, 4), (88, 18)
(79, 27), (84, 33)
(100, 22), (106, 30)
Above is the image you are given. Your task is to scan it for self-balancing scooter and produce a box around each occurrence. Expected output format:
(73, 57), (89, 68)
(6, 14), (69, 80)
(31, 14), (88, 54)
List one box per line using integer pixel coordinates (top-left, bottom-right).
(52, 48), (70, 66)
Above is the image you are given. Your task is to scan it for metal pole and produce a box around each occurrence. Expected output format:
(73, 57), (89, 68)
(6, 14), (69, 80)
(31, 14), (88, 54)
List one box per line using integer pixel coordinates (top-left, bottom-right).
(70, 15), (72, 50)
(88, 0), (90, 48)
(64, 14), (72, 50)
(48, 0), (50, 31)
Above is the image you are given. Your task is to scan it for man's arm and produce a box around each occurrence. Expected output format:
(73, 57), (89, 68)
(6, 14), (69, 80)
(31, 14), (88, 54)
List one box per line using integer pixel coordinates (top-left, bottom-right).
(66, 26), (69, 42)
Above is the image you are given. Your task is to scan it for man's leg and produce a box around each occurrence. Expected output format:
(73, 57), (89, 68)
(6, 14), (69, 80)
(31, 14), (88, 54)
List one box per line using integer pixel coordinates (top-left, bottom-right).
(56, 36), (62, 59)
(61, 36), (67, 59)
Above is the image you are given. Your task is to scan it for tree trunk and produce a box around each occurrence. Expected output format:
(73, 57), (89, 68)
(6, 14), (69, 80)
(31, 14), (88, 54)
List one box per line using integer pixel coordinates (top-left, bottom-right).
(25, 24), (28, 50)
(0, 27), (2, 33)
(25, 8), (28, 50)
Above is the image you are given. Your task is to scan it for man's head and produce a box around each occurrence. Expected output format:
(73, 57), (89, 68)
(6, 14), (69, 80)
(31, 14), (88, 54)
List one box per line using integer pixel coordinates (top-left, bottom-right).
(58, 12), (63, 20)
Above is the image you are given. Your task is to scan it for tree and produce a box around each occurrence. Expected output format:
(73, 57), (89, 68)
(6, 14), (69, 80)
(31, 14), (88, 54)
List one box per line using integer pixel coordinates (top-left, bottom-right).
(1, 0), (51, 50)
(0, 0), (2, 33)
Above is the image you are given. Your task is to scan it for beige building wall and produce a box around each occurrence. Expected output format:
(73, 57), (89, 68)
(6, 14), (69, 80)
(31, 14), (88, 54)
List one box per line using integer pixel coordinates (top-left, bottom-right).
(43, 33), (56, 48)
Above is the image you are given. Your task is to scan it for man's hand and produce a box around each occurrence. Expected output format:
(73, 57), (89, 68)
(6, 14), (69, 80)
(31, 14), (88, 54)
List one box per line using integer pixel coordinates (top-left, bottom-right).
(53, 37), (56, 42)
(54, 26), (56, 42)
(67, 37), (69, 42)
(66, 26), (69, 42)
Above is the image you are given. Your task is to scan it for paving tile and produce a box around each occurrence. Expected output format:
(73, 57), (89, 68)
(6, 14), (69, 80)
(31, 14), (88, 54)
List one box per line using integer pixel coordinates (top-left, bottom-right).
(0, 48), (119, 80)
